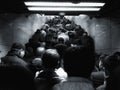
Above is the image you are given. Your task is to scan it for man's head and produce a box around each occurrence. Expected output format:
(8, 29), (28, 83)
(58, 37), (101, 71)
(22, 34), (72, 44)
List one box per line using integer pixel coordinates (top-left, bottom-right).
(42, 49), (60, 70)
(35, 47), (45, 57)
(10, 42), (25, 58)
(63, 46), (95, 78)
(59, 12), (65, 19)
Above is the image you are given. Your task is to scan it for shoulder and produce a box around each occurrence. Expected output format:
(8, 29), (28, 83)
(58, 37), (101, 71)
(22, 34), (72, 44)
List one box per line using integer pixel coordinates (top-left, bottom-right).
(52, 77), (95, 90)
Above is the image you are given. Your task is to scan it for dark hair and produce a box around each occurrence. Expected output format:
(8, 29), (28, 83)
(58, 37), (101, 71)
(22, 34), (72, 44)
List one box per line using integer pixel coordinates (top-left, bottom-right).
(63, 46), (95, 78)
(104, 53), (120, 75)
(11, 42), (25, 50)
(54, 43), (68, 58)
(7, 43), (25, 57)
(42, 49), (60, 69)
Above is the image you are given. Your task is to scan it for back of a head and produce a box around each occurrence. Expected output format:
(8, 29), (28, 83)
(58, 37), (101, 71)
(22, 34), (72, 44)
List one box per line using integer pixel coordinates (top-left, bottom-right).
(42, 49), (60, 69)
(104, 53), (120, 75)
(39, 30), (47, 42)
(58, 33), (69, 44)
(35, 47), (45, 57)
(59, 12), (65, 19)
(54, 43), (68, 58)
(11, 42), (25, 51)
(81, 35), (95, 52)
(32, 58), (43, 71)
(67, 31), (76, 39)
(58, 37), (65, 44)
(8, 42), (25, 58)
(63, 46), (95, 78)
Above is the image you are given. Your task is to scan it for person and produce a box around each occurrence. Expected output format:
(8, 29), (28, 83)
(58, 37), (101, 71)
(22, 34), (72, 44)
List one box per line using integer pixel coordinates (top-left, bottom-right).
(97, 52), (120, 90)
(105, 65), (120, 90)
(0, 42), (35, 90)
(35, 49), (67, 90)
(104, 52), (120, 78)
(1, 42), (28, 68)
(0, 64), (36, 90)
(57, 32), (69, 45)
(52, 45), (95, 90)
(32, 46), (46, 77)
(54, 43), (68, 68)
(91, 54), (107, 88)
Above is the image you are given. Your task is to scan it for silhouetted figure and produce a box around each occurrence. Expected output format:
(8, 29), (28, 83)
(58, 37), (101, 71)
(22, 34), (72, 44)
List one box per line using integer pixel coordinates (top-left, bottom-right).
(52, 45), (95, 90)
(1, 42), (28, 69)
(100, 52), (120, 90)
(32, 47), (45, 77)
(35, 49), (67, 90)
(106, 66), (120, 90)
(0, 64), (35, 90)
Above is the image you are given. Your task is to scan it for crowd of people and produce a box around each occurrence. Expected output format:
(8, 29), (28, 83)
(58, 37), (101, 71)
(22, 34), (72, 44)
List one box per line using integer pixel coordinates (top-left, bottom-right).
(0, 13), (120, 90)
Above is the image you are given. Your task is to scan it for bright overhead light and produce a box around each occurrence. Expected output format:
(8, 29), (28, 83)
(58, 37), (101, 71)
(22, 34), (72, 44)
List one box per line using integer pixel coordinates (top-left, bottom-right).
(27, 7), (101, 11)
(24, 1), (105, 12)
(24, 2), (105, 7)
(78, 2), (105, 6)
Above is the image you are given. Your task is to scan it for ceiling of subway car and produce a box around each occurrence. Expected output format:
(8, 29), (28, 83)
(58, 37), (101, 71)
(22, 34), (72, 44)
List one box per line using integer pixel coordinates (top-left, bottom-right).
(0, 0), (120, 17)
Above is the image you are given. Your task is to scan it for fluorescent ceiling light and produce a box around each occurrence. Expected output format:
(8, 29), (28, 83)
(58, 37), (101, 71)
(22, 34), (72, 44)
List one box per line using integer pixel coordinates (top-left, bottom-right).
(25, 1), (105, 12)
(24, 2), (105, 7)
(28, 7), (101, 11)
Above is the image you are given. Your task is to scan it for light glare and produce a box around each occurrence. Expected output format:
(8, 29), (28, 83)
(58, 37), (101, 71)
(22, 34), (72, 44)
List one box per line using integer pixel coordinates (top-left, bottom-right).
(24, 2), (105, 7)
(28, 7), (101, 11)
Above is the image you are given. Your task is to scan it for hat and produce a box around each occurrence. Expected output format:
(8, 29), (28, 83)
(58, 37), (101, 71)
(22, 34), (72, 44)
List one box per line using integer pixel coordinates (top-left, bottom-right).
(11, 43), (25, 50)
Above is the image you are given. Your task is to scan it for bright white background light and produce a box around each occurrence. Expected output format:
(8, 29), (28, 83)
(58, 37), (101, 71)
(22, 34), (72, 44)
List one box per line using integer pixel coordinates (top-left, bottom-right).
(28, 7), (100, 11)
(24, 2), (105, 7)
(24, 1), (105, 11)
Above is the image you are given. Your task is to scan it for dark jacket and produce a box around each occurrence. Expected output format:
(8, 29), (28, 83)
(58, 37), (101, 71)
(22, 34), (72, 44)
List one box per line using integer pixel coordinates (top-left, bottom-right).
(1, 50), (28, 69)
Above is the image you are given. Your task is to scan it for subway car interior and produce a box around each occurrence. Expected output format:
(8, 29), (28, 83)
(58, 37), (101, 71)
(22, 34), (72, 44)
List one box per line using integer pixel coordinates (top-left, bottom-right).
(0, 0), (120, 90)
